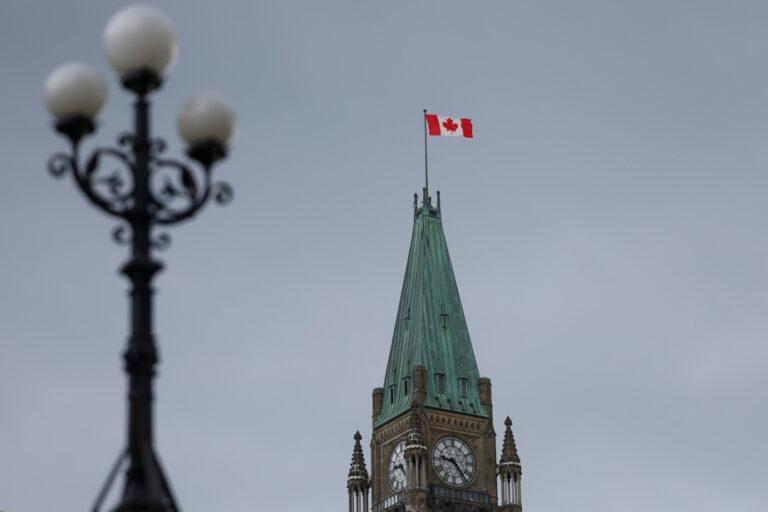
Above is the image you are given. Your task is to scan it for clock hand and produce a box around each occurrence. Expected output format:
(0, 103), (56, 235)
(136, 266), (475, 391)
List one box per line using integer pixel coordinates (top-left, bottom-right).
(441, 455), (467, 480)
(441, 455), (459, 466)
(395, 463), (405, 475)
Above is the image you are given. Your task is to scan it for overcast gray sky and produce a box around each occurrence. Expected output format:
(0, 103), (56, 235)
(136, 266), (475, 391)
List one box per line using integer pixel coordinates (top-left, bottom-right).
(1, 1), (767, 511)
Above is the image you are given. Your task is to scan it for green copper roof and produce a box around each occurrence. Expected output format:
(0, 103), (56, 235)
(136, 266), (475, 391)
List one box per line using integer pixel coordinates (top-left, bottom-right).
(375, 201), (488, 427)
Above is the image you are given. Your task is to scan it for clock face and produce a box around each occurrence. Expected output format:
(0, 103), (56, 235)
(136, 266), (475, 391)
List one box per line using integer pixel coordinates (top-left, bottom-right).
(387, 441), (407, 491)
(431, 436), (476, 487)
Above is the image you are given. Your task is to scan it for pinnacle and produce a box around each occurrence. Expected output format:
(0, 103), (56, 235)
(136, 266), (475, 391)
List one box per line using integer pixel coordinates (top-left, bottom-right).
(405, 409), (427, 454)
(408, 409), (421, 429)
(499, 416), (521, 465)
(347, 430), (369, 488)
(408, 410), (424, 438)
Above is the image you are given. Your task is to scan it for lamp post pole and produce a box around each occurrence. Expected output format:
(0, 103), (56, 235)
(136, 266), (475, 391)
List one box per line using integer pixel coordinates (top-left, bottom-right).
(118, 88), (170, 512)
(44, 6), (238, 512)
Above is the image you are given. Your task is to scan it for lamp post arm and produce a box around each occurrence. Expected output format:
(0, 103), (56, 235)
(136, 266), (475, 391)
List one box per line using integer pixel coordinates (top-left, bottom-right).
(47, 145), (135, 220)
(149, 157), (233, 225)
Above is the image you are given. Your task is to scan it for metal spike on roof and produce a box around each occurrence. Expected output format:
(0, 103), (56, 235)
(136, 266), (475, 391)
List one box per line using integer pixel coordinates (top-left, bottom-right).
(500, 416), (521, 465)
(347, 431), (370, 489)
(375, 199), (488, 426)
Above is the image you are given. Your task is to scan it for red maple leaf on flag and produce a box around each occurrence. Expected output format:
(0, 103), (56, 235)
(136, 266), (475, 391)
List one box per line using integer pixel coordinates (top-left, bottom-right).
(442, 118), (459, 133)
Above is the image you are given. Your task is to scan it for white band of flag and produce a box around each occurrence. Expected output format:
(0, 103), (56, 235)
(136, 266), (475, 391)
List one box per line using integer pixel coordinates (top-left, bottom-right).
(426, 114), (473, 138)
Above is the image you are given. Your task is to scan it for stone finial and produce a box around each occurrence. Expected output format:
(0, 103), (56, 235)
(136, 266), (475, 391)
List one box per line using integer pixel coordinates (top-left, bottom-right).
(347, 430), (370, 490)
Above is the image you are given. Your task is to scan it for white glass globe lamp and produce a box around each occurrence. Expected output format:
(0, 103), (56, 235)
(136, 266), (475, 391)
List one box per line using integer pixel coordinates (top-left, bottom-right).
(44, 62), (108, 142)
(103, 5), (178, 93)
(177, 93), (237, 167)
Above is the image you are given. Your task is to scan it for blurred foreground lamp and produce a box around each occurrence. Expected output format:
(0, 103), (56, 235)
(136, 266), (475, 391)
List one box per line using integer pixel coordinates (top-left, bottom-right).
(44, 5), (237, 512)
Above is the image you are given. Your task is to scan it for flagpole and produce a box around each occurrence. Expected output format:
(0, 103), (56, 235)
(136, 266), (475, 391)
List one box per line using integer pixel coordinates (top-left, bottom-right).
(423, 108), (429, 204)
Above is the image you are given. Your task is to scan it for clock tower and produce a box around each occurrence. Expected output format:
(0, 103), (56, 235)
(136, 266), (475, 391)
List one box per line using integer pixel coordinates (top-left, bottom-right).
(346, 191), (523, 512)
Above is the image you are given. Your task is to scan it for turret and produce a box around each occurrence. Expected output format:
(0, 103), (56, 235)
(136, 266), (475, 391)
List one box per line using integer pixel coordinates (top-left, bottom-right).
(478, 377), (493, 422)
(498, 417), (522, 510)
(403, 408), (427, 491)
(372, 387), (384, 428)
(411, 365), (427, 407)
(347, 431), (370, 512)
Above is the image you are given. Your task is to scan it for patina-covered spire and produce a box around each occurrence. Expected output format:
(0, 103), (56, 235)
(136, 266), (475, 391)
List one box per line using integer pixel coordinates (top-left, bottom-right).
(375, 197), (488, 426)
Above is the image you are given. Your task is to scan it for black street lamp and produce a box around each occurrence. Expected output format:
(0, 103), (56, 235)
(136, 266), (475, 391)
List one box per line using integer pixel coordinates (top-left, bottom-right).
(44, 6), (237, 512)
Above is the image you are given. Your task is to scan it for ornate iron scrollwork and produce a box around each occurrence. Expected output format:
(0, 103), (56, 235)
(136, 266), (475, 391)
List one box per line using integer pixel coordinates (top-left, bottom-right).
(50, 132), (232, 239)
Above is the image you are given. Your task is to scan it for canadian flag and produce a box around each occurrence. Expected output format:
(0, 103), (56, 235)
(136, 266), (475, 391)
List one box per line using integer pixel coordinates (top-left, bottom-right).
(426, 114), (473, 138)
